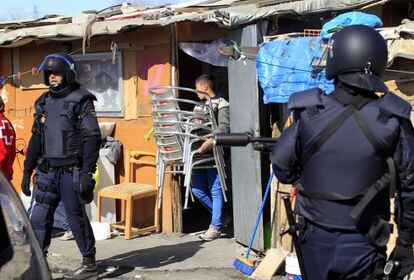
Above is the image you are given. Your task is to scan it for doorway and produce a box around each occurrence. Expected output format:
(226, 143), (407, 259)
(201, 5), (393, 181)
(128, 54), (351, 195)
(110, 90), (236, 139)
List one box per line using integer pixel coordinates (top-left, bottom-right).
(177, 48), (233, 237)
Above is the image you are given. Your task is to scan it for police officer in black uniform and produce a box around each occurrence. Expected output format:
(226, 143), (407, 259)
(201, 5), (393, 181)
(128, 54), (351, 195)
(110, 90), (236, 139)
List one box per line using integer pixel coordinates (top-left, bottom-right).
(271, 25), (414, 279)
(21, 53), (101, 280)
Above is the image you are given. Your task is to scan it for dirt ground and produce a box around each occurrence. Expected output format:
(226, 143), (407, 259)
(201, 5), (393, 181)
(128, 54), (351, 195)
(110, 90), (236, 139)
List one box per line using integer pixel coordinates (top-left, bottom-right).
(47, 231), (286, 280)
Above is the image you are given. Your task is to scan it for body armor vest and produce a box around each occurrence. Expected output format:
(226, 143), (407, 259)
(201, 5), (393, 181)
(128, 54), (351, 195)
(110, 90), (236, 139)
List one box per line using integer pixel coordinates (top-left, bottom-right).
(290, 88), (411, 231)
(34, 88), (96, 161)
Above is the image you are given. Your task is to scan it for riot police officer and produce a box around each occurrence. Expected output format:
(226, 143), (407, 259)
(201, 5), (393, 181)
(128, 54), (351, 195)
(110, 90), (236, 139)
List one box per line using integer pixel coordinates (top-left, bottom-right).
(271, 25), (414, 279)
(21, 53), (101, 280)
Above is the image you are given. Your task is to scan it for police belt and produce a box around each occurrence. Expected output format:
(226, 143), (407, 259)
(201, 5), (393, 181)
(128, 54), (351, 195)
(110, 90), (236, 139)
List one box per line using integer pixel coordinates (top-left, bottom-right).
(298, 173), (391, 220)
(38, 158), (80, 173)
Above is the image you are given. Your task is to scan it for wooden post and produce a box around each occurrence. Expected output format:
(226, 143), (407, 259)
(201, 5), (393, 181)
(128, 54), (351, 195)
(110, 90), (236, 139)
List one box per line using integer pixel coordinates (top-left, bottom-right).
(169, 23), (182, 233)
(97, 193), (102, 222)
(172, 173), (183, 232)
(253, 175), (291, 279)
(123, 51), (138, 120)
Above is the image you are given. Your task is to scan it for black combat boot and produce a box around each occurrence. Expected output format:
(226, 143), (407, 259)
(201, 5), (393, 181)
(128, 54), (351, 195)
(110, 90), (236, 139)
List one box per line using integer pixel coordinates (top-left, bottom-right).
(63, 256), (98, 280)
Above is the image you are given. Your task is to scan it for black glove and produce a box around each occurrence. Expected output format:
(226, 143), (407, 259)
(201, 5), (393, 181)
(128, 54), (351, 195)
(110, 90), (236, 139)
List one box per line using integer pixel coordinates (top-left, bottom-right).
(21, 173), (31, 196)
(390, 238), (414, 278)
(80, 173), (95, 196)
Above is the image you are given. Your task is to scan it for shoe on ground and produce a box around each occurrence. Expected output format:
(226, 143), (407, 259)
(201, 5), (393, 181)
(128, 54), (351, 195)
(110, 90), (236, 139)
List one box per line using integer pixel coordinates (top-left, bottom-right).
(11, 229), (26, 246)
(60, 230), (74, 241)
(63, 263), (98, 280)
(199, 225), (221, 242)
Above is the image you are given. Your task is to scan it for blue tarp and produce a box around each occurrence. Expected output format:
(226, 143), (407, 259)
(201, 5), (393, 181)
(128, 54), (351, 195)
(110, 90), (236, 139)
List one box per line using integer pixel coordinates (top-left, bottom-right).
(320, 11), (383, 39)
(257, 37), (334, 104)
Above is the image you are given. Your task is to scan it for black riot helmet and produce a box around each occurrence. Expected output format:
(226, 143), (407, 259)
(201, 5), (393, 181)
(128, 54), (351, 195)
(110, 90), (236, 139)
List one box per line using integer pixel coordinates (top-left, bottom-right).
(326, 25), (388, 92)
(37, 53), (76, 86)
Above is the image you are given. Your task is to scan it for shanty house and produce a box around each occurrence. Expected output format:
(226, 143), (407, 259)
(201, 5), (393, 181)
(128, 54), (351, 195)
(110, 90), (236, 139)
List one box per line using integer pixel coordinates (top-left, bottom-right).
(0, 0), (413, 252)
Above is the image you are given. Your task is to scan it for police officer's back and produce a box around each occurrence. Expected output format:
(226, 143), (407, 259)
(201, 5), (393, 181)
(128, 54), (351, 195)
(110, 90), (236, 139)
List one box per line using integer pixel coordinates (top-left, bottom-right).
(271, 25), (414, 279)
(21, 54), (101, 280)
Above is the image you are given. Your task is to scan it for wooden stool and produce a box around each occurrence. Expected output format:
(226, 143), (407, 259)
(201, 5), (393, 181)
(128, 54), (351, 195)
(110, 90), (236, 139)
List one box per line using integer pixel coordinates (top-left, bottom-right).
(97, 150), (159, 239)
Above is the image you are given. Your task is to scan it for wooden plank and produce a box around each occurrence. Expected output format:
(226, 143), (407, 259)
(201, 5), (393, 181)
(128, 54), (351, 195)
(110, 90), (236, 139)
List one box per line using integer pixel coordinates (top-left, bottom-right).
(271, 179), (292, 251)
(280, 187), (293, 252)
(170, 25), (182, 233)
(123, 51), (138, 120)
(262, 170), (292, 279)
(252, 248), (289, 279)
(130, 225), (157, 233)
(162, 172), (174, 232)
(172, 173), (183, 232)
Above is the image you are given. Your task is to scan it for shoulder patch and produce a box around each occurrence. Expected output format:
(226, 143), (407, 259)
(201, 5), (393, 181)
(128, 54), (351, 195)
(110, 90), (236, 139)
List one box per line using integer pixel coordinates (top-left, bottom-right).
(287, 87), (323, 110)
(380, 92), (411, 120)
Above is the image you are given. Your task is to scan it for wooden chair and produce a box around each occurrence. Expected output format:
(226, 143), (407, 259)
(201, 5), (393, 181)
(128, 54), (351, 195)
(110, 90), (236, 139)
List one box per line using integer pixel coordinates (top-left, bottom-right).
(97, 150), (159, 240)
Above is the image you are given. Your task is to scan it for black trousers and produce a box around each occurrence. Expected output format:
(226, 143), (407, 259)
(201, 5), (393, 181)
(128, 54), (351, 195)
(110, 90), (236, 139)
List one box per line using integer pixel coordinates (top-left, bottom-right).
(301, 223), (383, 280)
(30, 167), (95, 257)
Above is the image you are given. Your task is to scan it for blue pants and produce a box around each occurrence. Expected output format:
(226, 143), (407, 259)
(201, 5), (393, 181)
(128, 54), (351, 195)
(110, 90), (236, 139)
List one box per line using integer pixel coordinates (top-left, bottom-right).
(301, 223), (382, 280)
(30, 168), (95, 257)
(191, 169), (223, 230)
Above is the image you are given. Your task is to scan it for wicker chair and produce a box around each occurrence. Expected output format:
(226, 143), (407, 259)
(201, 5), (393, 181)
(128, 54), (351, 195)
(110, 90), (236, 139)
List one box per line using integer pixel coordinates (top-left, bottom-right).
(97, 150), (159, 240)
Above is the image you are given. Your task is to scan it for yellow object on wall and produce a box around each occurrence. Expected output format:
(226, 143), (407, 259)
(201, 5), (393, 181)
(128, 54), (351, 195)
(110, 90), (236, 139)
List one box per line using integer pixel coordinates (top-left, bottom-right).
(93, 164), (100, 192)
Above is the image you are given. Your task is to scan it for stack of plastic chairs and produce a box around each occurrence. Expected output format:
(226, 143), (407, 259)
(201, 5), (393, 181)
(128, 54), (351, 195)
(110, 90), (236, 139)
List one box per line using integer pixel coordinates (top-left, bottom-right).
(149, 86), (227, 209)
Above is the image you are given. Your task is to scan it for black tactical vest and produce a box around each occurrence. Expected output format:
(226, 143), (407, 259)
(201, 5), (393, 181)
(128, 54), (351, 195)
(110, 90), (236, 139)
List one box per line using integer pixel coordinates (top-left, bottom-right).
(289, 88), (411, 231)
(34, 88), (96, 160)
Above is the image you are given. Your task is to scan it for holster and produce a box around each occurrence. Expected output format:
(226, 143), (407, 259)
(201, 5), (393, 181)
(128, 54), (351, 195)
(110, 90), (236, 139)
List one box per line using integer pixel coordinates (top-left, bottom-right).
(367, 217), (392, 248)
(297, 215), (309, 243)
(37, 159), (52, 173)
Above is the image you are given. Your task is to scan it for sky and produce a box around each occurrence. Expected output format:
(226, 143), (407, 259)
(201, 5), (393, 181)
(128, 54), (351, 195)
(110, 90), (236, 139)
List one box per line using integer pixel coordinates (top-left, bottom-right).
(0, 0), (190, 21)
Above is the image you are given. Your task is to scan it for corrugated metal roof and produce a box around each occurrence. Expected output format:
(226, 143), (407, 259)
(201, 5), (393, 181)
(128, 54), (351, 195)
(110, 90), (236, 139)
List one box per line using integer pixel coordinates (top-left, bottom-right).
(380, 20), (414, 65)
(0, 0), (386, 48)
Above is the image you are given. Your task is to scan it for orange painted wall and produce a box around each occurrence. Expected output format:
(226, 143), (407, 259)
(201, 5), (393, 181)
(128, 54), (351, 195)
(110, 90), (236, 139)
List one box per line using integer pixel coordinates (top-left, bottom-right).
(0, 22), (229, 232)
(0, 26), (174, 230)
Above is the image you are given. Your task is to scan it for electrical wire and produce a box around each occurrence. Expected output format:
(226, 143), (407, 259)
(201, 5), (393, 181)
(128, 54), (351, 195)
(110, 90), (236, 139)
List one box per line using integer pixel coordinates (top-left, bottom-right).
(248, 57), (314, 73)
(0, 35), (108, 86)
(242, 53), (414, 76)
(15, 138), (27, 173)
(385, 69), (414, 75)
(16, 151), (24, 173)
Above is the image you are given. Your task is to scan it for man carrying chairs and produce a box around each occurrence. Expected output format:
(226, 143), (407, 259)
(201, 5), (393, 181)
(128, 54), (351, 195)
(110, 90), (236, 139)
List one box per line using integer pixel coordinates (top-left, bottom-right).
(192, 74), (230, 241)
